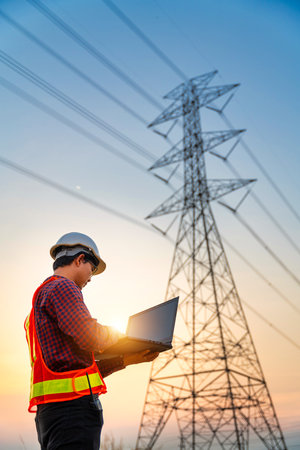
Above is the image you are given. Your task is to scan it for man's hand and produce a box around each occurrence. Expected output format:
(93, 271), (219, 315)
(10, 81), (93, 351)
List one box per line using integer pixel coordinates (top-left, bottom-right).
(123, 349), (159, 367)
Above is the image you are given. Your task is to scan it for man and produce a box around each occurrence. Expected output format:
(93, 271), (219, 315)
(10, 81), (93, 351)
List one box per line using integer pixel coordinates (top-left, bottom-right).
(25, 232), (158, 450)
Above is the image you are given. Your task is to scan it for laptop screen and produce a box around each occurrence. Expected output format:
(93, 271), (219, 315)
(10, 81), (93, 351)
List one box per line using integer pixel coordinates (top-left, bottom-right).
(126, 297), (179, 344)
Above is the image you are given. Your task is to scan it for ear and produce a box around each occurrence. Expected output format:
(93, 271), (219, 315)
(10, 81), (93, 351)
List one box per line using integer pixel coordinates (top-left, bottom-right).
(74, 254), (85, 267)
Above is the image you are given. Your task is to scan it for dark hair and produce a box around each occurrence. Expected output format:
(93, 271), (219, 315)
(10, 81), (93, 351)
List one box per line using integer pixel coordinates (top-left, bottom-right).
(53, 252), (97, 271)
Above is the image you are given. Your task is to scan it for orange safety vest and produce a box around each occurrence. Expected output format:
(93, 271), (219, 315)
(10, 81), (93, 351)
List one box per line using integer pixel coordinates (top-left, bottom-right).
(24, 276), (107, 413)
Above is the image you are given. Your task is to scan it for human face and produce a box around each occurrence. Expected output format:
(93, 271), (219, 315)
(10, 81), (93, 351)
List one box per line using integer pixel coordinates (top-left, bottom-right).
(75, 256), (95, 289)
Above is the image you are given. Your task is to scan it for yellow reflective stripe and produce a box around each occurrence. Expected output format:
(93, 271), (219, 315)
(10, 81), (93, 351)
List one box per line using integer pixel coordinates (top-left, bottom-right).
(25, 315), (33, 367)
(30, 369), (34, 400)
(31, 372), (103, 399)
(25, 315), (30, 347)
(25, 314), (37, 366)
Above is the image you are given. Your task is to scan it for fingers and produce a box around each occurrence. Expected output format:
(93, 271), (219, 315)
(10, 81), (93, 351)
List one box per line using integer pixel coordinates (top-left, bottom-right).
(143, 351), (159, 361)
(123, 350), (160, 367)
(141, 349), (158, 356)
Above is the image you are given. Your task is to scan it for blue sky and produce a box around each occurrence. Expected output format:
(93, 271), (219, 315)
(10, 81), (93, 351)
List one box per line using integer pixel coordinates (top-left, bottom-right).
(0, 0), (299, 448)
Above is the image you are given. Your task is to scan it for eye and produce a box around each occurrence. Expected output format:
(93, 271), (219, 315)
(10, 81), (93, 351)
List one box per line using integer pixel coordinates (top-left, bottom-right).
(90, 262), (97, 274)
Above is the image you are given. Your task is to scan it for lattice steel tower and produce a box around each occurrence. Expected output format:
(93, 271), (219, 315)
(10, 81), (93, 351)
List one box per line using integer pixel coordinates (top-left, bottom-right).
(136, 72), (286, 449)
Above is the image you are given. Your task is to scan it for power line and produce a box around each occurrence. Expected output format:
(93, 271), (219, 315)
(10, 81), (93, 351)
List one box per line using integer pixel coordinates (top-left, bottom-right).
(0, 152), (298, 353)
(230, 209), (300, 287)
(0, 54), (297, 342)
(23, 0), (184, 147)
(0, 154), (151, 231)
(101, 1), (300, 284)
(0, 49), (182, 184)
(152, 0), (300, 220)
(103, 0), (188, 81)
(28, 0), (295, 216)
(0, 56), (300, 298)
(105, 0), (300, 226)
(2, 2), (298, 354)
(224, 159), (300, 256)
(25, 0), (164, 110)
(5, 46), (295, 267)
(0, 8), (148, 125)
(154, 0), (298, 198)
(0, 49), (156, 163)
(0, 75), (147, 172)
(152, 0), (217, 72)
(220, 112), (300, 224)
(15, 1), (292, 217)
(5, 48), (297, 299)
(153, 0), (300, 224)
(241, 297), (300, 351)
(222, 235), (300, 315)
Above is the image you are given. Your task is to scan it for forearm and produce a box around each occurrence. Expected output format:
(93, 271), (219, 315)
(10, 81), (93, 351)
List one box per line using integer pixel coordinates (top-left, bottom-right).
(96, 356), (125, 377)
(96, 350), (159, 378)
(123, 350), (160, 367)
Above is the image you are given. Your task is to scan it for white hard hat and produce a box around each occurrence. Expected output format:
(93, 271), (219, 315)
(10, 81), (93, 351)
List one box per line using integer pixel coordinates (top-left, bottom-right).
(50, 232), (106, 275)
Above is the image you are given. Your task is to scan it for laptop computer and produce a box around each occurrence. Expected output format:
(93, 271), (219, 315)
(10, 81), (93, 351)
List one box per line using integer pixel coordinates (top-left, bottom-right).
(96, 297), (179, 360)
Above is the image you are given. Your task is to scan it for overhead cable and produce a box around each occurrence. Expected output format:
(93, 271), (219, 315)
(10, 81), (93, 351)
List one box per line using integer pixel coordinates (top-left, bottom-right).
(220, 112), (300, 224)
(0, 75), (147, 172)
(2, 2), (298, 351)
(0, 153), (298, 352)
(231, 210), (300, 288)
(2, 57), (298, 322)
(0, 154), (151, 231)
(4, 50), (297, 291)
(102, 1), (300, 286)
(0, 49), (156, 163)
(0, 8), (147, 125)
(222, 235), (300, 315)
(152, 0), (217, 72)
(241, 298), (300, 351)
(103, 0), (188, 81)
(25, 0), (164, 110)
(0, 50), (181, 183)
(105, 0), (300, 225)
(224, 159), (300, 256)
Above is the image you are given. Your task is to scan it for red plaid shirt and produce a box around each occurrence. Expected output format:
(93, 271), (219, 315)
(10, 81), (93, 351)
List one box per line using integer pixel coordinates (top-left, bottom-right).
(34, 275), (124, 377)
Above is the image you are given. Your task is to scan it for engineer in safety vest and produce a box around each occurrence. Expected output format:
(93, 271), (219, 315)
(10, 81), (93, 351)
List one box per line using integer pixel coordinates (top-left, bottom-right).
(25, 232), (159, 450)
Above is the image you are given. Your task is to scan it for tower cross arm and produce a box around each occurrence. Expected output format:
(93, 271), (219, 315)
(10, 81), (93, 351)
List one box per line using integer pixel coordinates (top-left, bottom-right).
(198, 84), (239, 108)
(149, 139), (183, 170)
(149, 130), (245, 171)
(164, 70), (218, 100)
(145, 186), (184, 219)
(149, 84), (239, 128)
(145, 178), (255, 220)
(148, 100), (182, 127)
(207, 178), (256, 202)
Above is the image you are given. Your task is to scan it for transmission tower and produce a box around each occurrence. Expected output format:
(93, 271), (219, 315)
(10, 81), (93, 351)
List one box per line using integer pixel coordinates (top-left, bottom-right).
(136, 72), (287, 449)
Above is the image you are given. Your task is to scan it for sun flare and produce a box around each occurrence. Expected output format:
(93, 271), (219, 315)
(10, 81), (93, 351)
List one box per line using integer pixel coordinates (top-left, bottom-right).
(110, 318), (127, 334)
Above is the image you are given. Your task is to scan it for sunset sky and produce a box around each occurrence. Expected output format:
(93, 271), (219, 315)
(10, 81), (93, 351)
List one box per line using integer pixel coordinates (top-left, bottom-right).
(0, 0), (299, 448)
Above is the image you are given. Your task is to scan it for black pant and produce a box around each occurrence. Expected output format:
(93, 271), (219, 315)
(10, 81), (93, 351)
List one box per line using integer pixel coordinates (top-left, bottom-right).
(35, 395), (104, 450)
